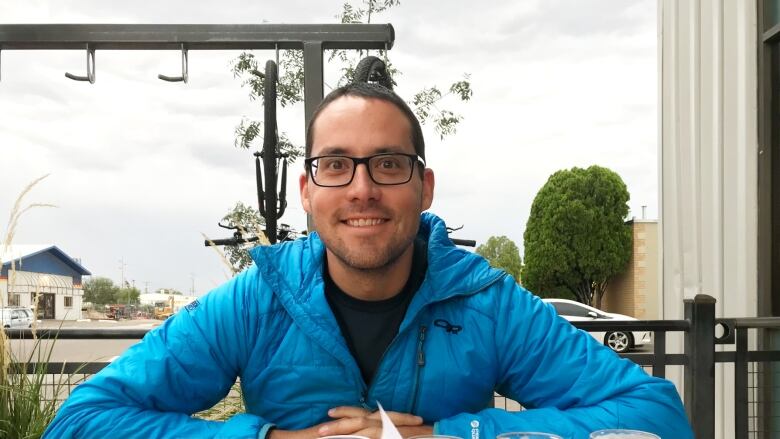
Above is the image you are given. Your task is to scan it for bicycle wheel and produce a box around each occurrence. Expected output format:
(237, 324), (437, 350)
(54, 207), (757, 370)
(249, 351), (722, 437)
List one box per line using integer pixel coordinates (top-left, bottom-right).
(262, 59), (279, 243)
(354, 55), (393, 89)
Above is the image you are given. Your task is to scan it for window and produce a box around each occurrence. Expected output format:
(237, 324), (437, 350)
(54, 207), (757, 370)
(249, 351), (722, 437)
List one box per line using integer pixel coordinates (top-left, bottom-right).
(8, 294), (20, 307)
(758, 3), (780, 434)
(759, 0), (780, 316)
(64, 296), (73, 308)
(551, 302), (594, 318)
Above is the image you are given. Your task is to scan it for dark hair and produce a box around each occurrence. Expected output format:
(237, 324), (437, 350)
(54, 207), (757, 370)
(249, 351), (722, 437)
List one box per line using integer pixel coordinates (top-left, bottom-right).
(305, 82), (425, 162)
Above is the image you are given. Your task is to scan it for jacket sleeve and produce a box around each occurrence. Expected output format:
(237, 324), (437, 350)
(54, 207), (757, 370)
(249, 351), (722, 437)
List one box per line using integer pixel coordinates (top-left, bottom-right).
(43, 266), (274, 439)
(435, 278), (693, 439)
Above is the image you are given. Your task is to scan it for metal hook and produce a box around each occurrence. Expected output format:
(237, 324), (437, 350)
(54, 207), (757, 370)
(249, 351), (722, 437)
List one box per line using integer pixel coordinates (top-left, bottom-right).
(65, 44), (96, 83)
(158, 44), (188, 83)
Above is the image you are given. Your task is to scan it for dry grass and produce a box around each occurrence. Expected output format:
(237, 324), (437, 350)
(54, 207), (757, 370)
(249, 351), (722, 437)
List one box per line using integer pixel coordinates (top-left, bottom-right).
(193, 382), (245, 421)
(0, 176), (257, 429)
(198, 214), (270, 418)
(0, 174), (71, 439)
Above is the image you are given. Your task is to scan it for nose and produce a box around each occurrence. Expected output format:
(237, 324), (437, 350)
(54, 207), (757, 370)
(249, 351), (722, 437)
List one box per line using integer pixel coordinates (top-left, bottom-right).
(346, 162), (381, 202)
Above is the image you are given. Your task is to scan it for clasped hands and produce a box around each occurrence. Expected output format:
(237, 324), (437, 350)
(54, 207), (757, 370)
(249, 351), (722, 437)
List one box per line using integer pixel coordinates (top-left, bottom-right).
(269, 406), (433, 439)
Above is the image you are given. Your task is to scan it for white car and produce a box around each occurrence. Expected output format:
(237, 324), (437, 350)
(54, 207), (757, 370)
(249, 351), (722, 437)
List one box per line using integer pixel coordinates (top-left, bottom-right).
(542, 298), (652, 353)
(1, 307), (33, 329)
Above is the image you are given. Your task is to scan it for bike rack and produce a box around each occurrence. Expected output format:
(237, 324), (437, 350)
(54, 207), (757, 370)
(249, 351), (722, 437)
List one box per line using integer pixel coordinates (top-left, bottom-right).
(0, 23), (394, 127)
(157, 44), (188, 83)
(0, 23), (394, 245)
(64, 43), (96, 83)
(0, 24), (475, 248)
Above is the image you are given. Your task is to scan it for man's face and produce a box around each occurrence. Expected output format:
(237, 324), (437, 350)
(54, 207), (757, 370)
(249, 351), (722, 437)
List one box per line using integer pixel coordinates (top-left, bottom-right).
(300, 96), (434, 271)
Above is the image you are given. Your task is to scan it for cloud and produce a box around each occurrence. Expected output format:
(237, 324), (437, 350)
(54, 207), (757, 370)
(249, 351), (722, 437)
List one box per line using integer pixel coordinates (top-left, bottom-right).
(0, 0), (660, 293)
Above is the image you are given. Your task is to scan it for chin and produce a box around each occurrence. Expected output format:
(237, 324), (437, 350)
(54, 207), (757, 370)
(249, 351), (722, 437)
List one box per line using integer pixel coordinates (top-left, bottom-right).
(331, 242), (410, 272)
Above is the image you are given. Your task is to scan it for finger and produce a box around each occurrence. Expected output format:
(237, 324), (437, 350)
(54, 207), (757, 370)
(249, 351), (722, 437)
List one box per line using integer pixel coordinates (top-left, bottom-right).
(353, 427), (382, 439)
(328, 406), (373, 419)
(367, 410), (423, 426)
(318, 416), (381, 436)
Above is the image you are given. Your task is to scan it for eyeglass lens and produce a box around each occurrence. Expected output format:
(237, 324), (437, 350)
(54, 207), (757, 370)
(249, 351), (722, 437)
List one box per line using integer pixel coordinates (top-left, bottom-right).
(312, 154), (415, 186)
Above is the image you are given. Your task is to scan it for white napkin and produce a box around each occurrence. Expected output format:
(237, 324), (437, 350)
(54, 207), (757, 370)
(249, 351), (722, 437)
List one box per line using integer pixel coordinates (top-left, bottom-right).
(377, 402), (403, 439)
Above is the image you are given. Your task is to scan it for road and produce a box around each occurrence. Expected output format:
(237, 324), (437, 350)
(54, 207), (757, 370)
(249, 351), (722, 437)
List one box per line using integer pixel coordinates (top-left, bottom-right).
(6, 319), (655, 364)
(7, 319), (160, 363)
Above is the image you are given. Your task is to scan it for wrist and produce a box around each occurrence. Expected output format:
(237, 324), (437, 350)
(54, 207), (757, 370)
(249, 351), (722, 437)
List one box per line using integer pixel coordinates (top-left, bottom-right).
(259, 424), (277, 439)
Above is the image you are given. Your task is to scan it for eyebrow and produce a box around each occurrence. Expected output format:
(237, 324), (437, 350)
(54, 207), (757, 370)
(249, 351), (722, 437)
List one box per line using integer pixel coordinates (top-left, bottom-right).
(315, 146), (410, 156)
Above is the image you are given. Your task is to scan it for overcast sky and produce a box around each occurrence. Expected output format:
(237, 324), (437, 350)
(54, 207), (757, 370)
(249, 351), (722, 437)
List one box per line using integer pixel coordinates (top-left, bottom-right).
(0, 0), (658, 295)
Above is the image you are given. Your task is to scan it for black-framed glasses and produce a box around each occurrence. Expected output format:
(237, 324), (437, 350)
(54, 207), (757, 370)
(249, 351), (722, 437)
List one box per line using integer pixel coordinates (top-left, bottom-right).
(304, 153), (425, 187)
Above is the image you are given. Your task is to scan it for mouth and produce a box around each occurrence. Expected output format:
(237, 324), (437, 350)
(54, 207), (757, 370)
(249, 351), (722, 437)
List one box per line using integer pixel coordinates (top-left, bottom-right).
(342, 218), (388, 227)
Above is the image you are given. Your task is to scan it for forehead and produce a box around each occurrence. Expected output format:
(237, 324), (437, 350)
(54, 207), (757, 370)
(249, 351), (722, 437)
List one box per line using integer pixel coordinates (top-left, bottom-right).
(310, 96), (414, 156)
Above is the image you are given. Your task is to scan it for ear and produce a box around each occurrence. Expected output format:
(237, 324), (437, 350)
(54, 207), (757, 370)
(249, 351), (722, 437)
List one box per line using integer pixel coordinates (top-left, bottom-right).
(421, 168), (435, 211)
(299, 172), (312, 214)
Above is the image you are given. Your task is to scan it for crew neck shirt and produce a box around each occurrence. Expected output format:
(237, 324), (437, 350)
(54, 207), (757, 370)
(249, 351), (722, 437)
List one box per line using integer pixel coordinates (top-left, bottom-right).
(324, 238), (428, 385)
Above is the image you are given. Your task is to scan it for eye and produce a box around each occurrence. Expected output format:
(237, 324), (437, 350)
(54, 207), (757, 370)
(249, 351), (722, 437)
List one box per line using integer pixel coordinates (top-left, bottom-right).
(319, 157), (350, 172)
(376, 156), (402, 169)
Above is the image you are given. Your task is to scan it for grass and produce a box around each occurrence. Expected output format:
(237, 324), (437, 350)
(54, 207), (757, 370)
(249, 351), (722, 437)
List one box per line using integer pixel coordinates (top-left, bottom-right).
(193, 382), (245, 421)
(197, 221), (269, 419)
(0, 175), (252, 433)
(0, 174), (70, 438)
(0, 335), (77, 439)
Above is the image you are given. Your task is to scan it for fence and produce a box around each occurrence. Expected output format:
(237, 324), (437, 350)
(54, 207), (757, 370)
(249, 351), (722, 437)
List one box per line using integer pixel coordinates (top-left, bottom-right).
(6, 294), (780, 438)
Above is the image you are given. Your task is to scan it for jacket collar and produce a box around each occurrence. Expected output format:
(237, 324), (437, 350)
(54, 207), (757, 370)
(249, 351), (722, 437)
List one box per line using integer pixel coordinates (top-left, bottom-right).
(249, 213), (503, 308)
(248, 213), (505, 366)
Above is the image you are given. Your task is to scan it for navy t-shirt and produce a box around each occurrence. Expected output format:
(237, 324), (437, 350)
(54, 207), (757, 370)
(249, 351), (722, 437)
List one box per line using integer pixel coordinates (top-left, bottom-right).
(324, 238), (428, 385)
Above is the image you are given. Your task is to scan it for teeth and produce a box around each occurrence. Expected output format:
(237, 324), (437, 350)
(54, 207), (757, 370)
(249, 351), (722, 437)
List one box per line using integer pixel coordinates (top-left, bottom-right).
(347, 218), (385, 227)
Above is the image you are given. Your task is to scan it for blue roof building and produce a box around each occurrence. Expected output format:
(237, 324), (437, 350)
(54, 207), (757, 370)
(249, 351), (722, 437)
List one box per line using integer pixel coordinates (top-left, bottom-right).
(1, 245), (91, 320)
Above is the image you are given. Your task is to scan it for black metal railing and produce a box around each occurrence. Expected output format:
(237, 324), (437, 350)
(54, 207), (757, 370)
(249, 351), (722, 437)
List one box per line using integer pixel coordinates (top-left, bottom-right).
(7, 294), (780, 438)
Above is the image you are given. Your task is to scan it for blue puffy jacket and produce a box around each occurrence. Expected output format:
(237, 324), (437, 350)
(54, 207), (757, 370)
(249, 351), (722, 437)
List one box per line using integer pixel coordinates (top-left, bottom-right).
(44, 213), (692, 439)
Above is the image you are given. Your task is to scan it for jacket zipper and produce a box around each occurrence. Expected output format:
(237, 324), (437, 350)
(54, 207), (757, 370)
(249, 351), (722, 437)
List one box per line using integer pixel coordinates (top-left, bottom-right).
(363, 324), (430, 412)
(361, 273), (506, 408)
(409, 325), (427, 414)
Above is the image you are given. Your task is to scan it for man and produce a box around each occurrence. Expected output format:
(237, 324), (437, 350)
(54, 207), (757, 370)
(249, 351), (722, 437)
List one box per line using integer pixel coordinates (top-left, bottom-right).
(44, 83), (692, 439)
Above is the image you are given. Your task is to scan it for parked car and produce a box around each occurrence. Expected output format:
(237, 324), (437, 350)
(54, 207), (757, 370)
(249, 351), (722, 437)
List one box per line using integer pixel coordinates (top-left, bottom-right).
(542, 298), (652, 353)
(0, 307), (33, 329)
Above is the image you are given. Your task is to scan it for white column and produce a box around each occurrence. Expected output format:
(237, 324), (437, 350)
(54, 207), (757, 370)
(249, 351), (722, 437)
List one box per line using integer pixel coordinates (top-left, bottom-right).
(660, 1), (758, 438)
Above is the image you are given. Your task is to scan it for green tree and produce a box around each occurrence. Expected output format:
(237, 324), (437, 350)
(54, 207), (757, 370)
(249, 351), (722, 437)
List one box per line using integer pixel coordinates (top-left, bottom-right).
(521, 165), (632, 309)
(230, 0), (473, 157)
(82, 277), (118, 305)
(476, 236), (523, 282)
(115, 286), (141, 304)
(220, 1), (473, 274)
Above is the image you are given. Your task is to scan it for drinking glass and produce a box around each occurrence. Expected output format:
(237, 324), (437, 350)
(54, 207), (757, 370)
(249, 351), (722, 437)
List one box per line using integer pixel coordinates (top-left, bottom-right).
(589, 429), (660, 439)
(496, 433), (563, 439)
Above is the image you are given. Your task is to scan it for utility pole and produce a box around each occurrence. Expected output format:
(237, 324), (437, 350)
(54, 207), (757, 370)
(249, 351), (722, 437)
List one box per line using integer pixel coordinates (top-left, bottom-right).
(144, 281), (150, 294)
(190, 273), (195, 296)
(118, 257), (127, 288)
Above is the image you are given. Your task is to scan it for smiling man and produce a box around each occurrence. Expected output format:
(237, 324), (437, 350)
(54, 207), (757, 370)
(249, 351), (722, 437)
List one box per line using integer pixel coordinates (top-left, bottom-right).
(44, 83), (692, 439)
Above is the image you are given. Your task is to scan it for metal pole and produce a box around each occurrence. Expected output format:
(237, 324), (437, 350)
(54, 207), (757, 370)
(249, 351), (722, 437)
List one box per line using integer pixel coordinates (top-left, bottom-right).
(735, 326), (749, 439)
(0, 24), (394, 51)
(303, 40), (324, 232)
(303, 40), (324, 129)
(684, 294), (716, 439)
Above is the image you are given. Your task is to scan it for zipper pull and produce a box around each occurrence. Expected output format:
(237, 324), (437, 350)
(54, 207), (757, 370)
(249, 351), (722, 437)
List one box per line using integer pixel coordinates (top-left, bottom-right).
(359, 393), (371, 409)
(417, 326), (427, 366)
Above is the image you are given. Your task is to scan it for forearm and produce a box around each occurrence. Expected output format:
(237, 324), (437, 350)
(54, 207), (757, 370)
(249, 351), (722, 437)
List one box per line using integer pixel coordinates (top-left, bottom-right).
(435, 386), (692, 439)
(44, 405), (266, 439)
